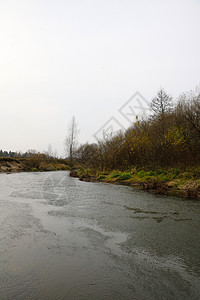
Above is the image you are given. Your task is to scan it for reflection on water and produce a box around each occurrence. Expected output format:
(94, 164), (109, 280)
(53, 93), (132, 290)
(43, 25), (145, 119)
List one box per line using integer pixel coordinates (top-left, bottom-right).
(0, 171), (200, 299)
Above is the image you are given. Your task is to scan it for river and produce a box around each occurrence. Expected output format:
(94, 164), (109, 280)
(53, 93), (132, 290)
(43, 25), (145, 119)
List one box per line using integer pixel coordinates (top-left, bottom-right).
(0, 171), (200, 299)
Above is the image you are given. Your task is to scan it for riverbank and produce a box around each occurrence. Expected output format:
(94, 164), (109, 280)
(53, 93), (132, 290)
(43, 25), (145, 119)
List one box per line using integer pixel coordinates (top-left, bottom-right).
(70, 168), (200, 200)
(0, 157), (70, 173)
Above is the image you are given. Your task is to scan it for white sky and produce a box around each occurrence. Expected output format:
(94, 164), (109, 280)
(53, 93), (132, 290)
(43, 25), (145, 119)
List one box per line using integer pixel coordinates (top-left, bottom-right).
(0, 0), (200, 156)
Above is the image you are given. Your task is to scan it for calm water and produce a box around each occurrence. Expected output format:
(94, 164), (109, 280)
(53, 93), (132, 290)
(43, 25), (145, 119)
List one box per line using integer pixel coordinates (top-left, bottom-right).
(0, 171), (200, 299)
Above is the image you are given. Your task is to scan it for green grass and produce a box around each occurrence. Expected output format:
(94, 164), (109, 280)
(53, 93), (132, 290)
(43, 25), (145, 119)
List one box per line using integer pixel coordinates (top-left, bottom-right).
(118, 173), (132, 180)
(77, 166), (200, 187)
(97, 175), (106, 180)
(74, 166), (200, 199)
(110, 172), (121, 178)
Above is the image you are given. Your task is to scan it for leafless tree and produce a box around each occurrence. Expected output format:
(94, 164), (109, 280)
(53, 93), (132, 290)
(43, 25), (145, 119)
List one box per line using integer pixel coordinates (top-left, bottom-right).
(65, 116), (79, 167)
(151, 88), (173, 117)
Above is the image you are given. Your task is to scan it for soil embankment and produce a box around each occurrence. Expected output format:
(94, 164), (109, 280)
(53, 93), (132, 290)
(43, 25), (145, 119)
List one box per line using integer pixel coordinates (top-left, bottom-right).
(0, 157), (70, 173)
(70, 169), (200, 200)
(0, 158), (24, 173)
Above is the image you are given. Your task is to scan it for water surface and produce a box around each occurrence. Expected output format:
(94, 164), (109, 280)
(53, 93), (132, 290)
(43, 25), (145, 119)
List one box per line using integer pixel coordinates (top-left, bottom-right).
(0, 171), (200, 299)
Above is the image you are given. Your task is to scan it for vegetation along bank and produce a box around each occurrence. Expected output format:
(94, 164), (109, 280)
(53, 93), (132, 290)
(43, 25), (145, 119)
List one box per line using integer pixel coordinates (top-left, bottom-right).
(70, 168), (200, 200)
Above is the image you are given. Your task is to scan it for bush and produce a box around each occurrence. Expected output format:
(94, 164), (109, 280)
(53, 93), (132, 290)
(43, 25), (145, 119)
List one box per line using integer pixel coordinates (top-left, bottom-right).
(181, 172), (193, 180)
(147, 170), (156, 176)
(97, 175), (106, 180)
(192, 168), (200, 179)
(118, 173), (131, 180)
(160, 176), (170, 181)
(138, 170), (145, 178)
(110, 172), (121, 178)
(155, 169), (165, 175)
(171, 168), (180, 176)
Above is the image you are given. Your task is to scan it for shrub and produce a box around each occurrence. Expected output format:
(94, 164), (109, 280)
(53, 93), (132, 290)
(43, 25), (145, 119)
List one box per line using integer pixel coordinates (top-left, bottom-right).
(147, 170), (156, 176)
(110, 172), (121, 178)
(97, 175), (106, 180)
(192, 168), (200, 179)
(118, 173), (131, 180)
(171, 168), (180, 176)
(181, 172), (192, 180)
(155, 169), (165, 175)
(138, 170), (145, 178)
(160, 176), (170, 181)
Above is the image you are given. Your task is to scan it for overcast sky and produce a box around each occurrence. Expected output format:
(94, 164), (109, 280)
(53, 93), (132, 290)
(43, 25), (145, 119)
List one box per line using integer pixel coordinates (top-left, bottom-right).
(0, 0), (200, 156)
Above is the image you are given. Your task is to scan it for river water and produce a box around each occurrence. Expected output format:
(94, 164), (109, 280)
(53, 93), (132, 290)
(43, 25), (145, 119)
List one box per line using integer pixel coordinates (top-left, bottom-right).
(0, 171), (199, 299)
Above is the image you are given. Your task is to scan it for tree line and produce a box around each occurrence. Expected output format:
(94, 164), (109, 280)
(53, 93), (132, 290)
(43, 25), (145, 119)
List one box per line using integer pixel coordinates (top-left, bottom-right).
(67, 87), (200, 170)
(0, 149), (56, 159)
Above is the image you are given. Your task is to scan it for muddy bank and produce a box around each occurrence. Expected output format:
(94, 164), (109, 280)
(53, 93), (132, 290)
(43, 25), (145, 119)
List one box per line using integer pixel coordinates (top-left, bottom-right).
(0, 158), (24, 173)
(70, 170), (200, 200)
(0, 157), (70, 173)
(70, 170), (96, 182)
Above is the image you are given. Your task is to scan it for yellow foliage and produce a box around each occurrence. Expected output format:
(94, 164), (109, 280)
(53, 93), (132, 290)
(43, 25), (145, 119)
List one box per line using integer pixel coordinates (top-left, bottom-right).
(161, 126), (187, 151)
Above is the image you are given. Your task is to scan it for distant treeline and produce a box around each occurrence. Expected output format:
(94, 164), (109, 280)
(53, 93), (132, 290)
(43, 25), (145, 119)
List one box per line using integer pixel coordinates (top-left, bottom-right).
(72, 87), (200, 170)
(0, 150), (46, 158)
(0, 150), (35, 158)
(0, 150), (16, 157)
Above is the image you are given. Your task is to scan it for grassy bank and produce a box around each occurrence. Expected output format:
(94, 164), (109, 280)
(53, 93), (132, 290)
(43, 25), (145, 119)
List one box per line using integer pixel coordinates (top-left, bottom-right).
(0, 157), (70, 173)
(71, 167), (200, 200)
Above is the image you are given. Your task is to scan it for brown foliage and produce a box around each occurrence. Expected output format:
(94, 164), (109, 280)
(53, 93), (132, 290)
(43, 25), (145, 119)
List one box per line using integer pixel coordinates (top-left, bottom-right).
(74, 88), (200, 170)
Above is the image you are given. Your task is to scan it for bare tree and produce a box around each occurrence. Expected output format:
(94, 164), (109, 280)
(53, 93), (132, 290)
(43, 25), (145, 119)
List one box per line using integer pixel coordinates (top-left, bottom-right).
(151, 88), (173, 117)
(65, 116), (79, 167)
(48, 144), (52, 157)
